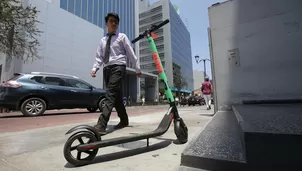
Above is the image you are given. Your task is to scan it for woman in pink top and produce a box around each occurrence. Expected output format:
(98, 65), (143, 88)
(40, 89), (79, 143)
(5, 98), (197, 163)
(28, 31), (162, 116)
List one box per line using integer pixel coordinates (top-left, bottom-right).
(201, 77), (212, 110)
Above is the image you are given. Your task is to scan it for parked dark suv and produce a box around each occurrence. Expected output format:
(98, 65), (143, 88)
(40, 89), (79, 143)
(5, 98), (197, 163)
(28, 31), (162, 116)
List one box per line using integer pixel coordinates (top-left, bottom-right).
(188, 95), (205, 106)
(0, 72), (106, 117)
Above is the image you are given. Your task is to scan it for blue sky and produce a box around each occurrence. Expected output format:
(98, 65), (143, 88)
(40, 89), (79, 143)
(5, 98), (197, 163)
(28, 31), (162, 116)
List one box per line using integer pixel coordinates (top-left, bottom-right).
(148, 0), (221, 79)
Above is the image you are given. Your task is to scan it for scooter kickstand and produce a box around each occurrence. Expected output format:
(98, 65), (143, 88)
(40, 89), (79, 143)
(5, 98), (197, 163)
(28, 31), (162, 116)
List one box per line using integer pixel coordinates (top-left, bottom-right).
(147, 138), (149, 147)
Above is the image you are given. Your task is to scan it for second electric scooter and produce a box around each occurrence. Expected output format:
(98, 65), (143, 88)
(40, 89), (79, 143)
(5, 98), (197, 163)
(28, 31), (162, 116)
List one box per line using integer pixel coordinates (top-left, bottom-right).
(63, 19), (188, 166)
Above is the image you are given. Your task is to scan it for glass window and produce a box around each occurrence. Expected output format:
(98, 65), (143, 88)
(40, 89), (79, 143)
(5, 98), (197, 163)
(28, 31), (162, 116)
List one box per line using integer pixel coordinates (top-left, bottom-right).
(66, 79), (91, 89)
(44, 77), (67, 86)
(30, 76), (43, 83)
(107, 0), (111, 14)
(60, 0), (67, 10)
(81, 0), (88, 20)
(103, 0), (108, 35)
(132, 0), (135, 43)
(112, 0), (116, 13)
(93, 0), (98, 25)
(117, 0), (120, 25)
(124, 1), (127, 35)
(98, 0), (103, 28)
(129, 0), (132, 42)
(119, 0), (123, 33)
(88, 0), (93, 23)
(75, 0), (81, 17)
(67, 0), (75, 13)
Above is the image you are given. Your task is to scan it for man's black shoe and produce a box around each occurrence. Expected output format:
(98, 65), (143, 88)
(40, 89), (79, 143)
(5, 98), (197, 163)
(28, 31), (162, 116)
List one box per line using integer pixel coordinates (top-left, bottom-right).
(114, 121), (129, 129)
(93, 124), (107, 135)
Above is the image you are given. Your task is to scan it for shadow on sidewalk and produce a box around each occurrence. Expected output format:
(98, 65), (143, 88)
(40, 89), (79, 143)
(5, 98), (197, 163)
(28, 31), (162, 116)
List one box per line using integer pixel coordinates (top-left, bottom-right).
(199, 113), (214, 117)
(64, 140), (172, 168)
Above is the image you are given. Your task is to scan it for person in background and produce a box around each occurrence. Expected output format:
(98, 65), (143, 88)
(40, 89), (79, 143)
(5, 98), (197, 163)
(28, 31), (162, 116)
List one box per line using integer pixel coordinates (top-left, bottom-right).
(123, 96), (127, 106)
(91, 13), (141, 134)
(141, 95), (145, 106)
(180, 93), (185, 107)
(175, 96), (179, 106)
(127, 96), (132, 106)
(201, 77), (212, 110)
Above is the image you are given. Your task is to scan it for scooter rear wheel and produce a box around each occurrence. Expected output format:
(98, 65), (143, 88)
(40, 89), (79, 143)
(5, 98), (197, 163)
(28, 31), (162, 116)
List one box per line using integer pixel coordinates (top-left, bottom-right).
(174, 119), (188, 144)
(63, 131), (99, 166)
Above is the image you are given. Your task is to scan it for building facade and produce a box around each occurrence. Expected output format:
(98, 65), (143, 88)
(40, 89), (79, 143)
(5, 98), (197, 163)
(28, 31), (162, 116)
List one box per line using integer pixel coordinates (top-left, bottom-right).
(59, 0), (137, 66)
(0, 0), (104, 87)
(58, 0), (158, 102)
(139, 0), (193, 95)
(1, 0), (159, 103)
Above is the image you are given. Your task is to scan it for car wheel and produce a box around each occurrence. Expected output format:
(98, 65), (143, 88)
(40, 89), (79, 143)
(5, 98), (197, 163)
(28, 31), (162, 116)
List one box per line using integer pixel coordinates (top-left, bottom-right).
(98, 98), (106, 112)
(87, 108), (97, 112)
(21, 97), (47, 117)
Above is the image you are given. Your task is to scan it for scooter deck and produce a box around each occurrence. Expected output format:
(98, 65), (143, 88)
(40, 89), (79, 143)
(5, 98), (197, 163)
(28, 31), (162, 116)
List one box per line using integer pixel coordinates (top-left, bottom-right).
(76, 110), (174, 151)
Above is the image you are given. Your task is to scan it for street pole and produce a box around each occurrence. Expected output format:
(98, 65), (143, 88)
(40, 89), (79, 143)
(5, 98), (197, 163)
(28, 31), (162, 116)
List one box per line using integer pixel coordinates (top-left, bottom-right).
(203, 59), (206, 79)
(195, 55), (210, 81)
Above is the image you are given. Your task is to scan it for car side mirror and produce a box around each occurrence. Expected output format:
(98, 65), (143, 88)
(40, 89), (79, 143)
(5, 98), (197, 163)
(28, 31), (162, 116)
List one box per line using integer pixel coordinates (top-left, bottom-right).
(89, 86), (93, 90)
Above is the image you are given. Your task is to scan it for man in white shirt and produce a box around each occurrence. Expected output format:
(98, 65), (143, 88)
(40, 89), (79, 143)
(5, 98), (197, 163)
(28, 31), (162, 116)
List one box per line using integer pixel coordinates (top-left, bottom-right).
(91, 13), (141, 134)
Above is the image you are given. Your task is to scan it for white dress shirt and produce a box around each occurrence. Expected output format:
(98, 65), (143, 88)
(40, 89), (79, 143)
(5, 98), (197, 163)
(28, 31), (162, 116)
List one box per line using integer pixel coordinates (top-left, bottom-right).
(92, 31), (140, 73)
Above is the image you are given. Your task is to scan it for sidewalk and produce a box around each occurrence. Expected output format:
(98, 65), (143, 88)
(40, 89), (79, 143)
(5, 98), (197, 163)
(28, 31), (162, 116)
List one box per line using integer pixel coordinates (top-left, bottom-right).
(0, 106), (214, 171)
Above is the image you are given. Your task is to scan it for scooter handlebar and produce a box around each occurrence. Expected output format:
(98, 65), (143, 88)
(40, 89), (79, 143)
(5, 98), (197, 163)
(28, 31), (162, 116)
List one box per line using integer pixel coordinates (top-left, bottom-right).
(131, 34), (144, 44)
(150, 19), (170, 32)
(131, 19), (170, 44)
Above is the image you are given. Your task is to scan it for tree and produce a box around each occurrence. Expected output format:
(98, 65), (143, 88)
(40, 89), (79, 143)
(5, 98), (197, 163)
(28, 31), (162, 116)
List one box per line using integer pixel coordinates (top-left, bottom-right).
(0, 0), (42, 61)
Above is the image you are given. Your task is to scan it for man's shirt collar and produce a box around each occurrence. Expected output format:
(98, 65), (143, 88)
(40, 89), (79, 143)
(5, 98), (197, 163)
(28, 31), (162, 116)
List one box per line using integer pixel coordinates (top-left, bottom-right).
(107, 31), (119, 36)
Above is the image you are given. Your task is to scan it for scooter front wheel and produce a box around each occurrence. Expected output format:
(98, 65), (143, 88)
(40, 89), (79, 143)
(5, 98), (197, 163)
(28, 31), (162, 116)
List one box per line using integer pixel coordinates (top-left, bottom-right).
(63, 131), (99, 166)
(174, 118), (188, 144)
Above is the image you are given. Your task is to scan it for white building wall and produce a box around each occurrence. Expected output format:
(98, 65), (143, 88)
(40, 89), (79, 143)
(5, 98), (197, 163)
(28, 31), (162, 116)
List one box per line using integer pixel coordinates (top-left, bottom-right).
(9, 0), (104, 88)
(134, 0), (141, 102)
(139, 0), (173, 88)
(0, 53), (7, 82)
(193, 70), (205, 90)
(139, 0), (149, 12)
(208, 0), (302, 111)
(162, 0), (173, 88)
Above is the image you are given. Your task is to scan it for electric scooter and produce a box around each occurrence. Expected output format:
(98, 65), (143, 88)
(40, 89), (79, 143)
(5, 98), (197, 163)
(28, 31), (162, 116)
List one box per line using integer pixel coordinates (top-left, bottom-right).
(63, 19), (188, 166)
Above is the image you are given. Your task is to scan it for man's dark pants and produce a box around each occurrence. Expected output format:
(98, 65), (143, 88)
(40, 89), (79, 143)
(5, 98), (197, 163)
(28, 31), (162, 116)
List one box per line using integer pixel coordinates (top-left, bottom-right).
(97, 64), (128, 129)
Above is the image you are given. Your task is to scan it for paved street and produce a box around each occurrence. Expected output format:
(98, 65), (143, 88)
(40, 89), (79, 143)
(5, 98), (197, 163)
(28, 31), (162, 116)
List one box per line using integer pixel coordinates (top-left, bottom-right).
(0, 105), (171, 133)
(0, 105), (214, 171)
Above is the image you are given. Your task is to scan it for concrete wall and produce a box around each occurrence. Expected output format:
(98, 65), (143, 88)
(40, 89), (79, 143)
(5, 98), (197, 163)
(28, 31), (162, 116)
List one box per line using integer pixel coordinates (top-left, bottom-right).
(13, 0), (104, 88)
(139, 0), (149, 12)
(0, 53), (7, 82)
(134, 0), (141, 102)
(208, 0), (302, 111)
(0, 52), (21, 82)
